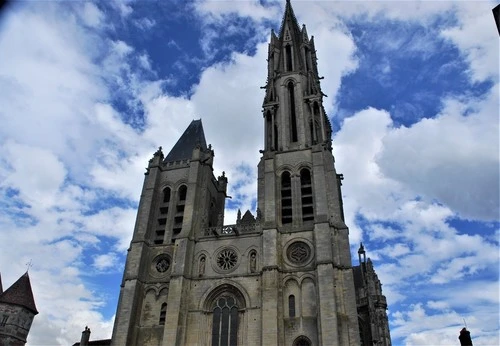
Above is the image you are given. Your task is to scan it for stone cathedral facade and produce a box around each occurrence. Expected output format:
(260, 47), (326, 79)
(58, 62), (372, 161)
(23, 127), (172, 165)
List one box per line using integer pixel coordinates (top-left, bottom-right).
(111, 1), (391, 345)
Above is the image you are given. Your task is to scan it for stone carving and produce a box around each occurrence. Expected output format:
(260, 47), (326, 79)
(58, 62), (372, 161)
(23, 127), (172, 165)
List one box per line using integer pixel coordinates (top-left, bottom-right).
(287, 241), (311, 264)
(216, 249), (238, 270)
(199, 256), (206, 276)
(250, 252), (257, 273)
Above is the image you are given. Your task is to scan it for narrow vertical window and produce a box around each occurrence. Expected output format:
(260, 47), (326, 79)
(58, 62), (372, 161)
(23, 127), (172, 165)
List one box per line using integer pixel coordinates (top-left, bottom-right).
(304, 47), (310, 71)
(0, 316), (8, 327)
(301, 169), (314, 222)
(159, 303), (167, 325)
(156, 187), (171, 245)
(163, 188), (171, 203)
(173, 185), (187, 238)
(212, 296), (238, 346)
(313, 102), (321, 142)
(288, 295), (296, 317)
(281, 172), (292, 224)
(274, 124), (278, 150)
(288, 82), (298, 142)
(266, 111), (272, 150)
(285, 45), (293, 71)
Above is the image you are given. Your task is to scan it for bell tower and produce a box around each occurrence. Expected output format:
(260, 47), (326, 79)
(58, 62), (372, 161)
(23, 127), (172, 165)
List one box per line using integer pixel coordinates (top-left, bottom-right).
(257, 0), (360, 344)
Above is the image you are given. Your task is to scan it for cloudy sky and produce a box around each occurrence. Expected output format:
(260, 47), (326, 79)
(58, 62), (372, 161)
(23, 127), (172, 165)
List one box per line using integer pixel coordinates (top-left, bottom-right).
(0, 0), (498, 345)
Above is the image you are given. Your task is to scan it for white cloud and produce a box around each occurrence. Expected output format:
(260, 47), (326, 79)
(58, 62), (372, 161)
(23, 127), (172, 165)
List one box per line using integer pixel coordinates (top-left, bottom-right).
(93, 253), (119, 271)
(377, 84), (499, 221)
(80, 2), (104, 28)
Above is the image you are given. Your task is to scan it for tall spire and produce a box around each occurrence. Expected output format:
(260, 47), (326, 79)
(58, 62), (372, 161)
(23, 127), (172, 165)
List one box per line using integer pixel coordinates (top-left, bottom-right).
(278, 0), (301, 41)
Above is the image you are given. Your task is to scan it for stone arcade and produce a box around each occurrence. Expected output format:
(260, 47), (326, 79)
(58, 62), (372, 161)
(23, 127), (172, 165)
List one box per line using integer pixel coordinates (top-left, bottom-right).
(110, 1), (391, 345)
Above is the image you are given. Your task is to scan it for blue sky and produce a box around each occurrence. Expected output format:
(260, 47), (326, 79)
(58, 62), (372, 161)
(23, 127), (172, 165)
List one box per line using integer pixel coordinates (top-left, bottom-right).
(0, 0), (498, 345)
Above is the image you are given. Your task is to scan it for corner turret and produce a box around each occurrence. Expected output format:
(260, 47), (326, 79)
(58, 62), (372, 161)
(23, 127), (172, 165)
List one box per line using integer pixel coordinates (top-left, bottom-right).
(0, 272), (38, 346)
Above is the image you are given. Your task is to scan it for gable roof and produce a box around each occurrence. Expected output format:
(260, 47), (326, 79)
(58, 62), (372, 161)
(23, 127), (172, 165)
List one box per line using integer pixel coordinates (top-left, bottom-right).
(164, 119), (207, 162)
(0, 272), (38, 314)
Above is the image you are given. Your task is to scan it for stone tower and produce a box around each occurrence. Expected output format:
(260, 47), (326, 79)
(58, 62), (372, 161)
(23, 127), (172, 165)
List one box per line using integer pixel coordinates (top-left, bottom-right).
(0, 272), (38, 346)
(111, 1), (390, 345)
(353, 244), (391, 346)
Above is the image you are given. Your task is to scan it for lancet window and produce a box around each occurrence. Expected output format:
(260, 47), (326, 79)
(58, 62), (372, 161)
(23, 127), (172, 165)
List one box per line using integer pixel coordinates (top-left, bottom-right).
(288, 295), (296, 317)
(211, 295), (239, 346)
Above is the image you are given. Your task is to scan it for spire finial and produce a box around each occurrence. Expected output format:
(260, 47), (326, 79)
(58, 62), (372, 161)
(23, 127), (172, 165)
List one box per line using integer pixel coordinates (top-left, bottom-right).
(25, 259), (33, 272)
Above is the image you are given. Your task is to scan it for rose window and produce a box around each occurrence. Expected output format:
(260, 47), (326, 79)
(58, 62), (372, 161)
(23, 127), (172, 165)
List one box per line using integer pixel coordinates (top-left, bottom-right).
(287, 241), (311, 264)
(156, 257), (171, 273)
(216, 249), (238, 270)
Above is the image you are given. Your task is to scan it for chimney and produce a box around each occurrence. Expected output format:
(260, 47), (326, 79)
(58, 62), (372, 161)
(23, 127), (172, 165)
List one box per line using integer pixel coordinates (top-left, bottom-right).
(80, 326), (91, 346)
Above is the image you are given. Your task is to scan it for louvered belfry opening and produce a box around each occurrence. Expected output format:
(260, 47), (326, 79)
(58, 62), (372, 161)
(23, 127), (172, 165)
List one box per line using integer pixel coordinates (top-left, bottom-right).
(301, 169), (314, 222)
(281, 171), (293, 224)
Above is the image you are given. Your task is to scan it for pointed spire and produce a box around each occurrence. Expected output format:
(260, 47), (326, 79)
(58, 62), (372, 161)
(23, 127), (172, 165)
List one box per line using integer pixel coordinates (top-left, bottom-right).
(0, 273), (3, 294)
(278, 0), (301, 41)
(164, 120), (207, 162)
(0, 272), (38, 314)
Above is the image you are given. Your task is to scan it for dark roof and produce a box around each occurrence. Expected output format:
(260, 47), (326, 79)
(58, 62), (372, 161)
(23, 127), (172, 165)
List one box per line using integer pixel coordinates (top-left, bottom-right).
(164, 119), (207, 162)
(241, 210), (256, 224)
(0, 272), (38, 314)
(0, 273), (3, 294)
(72, 339), (112, 346)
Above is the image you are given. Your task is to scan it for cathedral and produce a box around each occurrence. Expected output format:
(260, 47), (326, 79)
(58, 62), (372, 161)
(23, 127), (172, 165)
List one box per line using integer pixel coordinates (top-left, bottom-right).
(110, 1), (391, 345)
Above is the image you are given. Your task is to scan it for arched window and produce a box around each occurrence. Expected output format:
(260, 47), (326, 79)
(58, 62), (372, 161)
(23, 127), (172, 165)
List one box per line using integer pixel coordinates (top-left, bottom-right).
(285, 45), (293, 71)
(288, 295), (296, 318)
(281, 172), (292, 224)
(293, 336), (312, 346)
(159, 303), (167, 325)
(300, 169), (314, 222)
(173, 185), (187, 238)
(163, 187), (171, 203)
(304, 46), (310, 71)
(288, 82), (298, 142)
(211, 295), (239, 346)
(178, 185), (187, 201)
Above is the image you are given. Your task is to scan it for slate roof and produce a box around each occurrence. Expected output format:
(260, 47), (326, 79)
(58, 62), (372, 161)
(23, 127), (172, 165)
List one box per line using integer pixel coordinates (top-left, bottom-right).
(0, 272), (38, 314)
(241, 210), (256, 224)
(164, 119), (207, 162)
